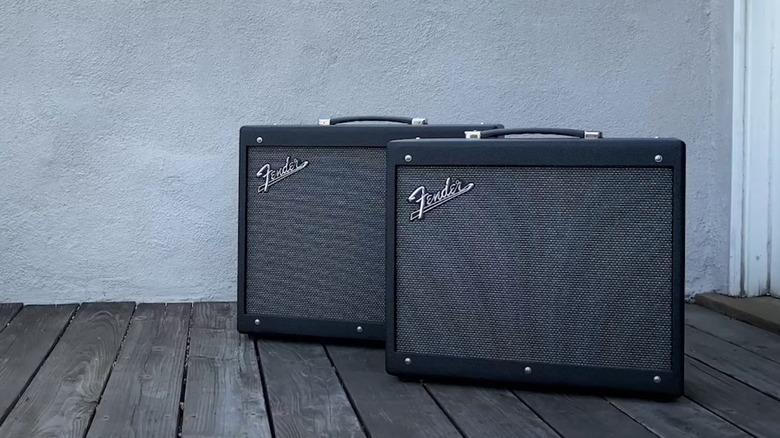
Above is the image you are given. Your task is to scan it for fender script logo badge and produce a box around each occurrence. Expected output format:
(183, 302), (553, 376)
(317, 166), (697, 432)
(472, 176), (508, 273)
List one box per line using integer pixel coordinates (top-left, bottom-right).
(256, 157), (309, 193)
(408, 177), (474, 221)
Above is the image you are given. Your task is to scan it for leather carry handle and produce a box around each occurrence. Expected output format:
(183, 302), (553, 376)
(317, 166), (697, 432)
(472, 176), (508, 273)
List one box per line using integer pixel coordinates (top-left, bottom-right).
(318, 116), (428, 126)
(467, 128), (603, 139)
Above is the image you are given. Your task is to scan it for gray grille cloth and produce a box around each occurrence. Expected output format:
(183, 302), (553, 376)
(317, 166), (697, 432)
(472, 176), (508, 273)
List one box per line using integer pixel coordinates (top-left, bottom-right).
(245, 147), (385, 323)
(395, 166), (673, 370)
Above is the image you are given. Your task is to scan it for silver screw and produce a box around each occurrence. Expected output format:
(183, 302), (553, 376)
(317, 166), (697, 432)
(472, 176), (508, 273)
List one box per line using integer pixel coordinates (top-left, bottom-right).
(254, 319), (260, 326)
(653, 375), (661, 383)
(654, 155), (663, 163)
(404, 154), (412, 162)
(356, 326), (363, 333)
(256, 137), (263, 144)
(404, 357), (412, 365)
(524, 366), (532, 374)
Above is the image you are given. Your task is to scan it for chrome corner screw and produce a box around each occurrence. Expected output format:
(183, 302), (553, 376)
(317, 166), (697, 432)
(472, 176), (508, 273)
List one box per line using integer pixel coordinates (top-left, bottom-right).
(404, 357), (412, 365)
(356, 326), (363, 333)
(524, 366), (532, 374)
(654, 155), (663, 163)
(256, 137), (263, 144)
(254, 319), (260, 326)
(404, 155), (412, 162)
(653, 375), (661, 384)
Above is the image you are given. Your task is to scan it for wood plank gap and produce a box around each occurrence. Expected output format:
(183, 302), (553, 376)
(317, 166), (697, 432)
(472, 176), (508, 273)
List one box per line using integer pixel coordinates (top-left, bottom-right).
(176, 303), (194, 437)
(419, 384), (468, 438)
(685, 304), (780, 365)
(86, 303), (191, 438)
(181, 303), (271, 438)
(0, 302), (136, 437)
(684, 355), (780, 438)
(0, 304), (79, 427)
(606, 395), (750, 438)
(325, 346), (458, 438)
(685, 326), (780, 401)
(258, 341), (364, 437)
(428, 382), (566, 438)
(82, 303), (138, 435)
(254, 340), (277, 438)
(0, 303), (23, 335)
(324, 345), (373, 438)
(513, 391), (657, 438)
(508, 390), (565, 438)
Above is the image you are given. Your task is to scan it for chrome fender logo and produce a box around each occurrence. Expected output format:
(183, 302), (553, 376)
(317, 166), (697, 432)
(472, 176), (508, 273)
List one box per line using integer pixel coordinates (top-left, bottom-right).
(408, 177), (474, 221)
(256, 157), (309, 193)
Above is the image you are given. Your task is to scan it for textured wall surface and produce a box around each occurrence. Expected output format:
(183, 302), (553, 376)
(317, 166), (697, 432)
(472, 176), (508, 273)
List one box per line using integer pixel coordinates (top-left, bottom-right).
(0, 0), (732, 303)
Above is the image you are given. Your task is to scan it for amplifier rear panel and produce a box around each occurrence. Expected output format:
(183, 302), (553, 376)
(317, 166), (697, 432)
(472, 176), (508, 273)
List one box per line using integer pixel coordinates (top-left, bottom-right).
(394, 166), (674, 371)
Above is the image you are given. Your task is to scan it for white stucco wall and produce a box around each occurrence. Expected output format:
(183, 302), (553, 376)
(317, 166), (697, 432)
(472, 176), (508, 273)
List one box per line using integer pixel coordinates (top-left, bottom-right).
(0, 1), (732, 303)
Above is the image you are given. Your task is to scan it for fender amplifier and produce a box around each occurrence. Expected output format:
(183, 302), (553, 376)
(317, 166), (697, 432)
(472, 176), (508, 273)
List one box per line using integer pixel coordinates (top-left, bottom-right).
(385, 128), (685, 396)
(238, 116), (502, 342)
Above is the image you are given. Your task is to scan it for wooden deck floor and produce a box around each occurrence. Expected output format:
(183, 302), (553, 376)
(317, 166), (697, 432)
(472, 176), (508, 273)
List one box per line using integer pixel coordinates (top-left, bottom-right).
(0, 302), (778, 437)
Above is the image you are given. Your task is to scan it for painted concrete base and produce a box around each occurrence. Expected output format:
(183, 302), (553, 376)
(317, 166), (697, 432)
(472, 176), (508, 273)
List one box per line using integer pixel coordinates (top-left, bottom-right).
(694, 293), (780, 335)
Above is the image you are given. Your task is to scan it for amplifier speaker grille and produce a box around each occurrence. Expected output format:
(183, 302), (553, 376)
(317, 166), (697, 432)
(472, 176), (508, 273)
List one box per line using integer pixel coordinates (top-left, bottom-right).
(395, 166), (674, 371)
(245, 147), (385, 323)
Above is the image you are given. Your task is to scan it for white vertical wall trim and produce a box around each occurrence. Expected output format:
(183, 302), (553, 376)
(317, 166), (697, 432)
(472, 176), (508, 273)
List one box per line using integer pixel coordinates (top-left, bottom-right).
(744, 0), (771, 296)
(729, 0), (747, 296)
(731, 0), (779, 297)
(769, 0), (780, 298)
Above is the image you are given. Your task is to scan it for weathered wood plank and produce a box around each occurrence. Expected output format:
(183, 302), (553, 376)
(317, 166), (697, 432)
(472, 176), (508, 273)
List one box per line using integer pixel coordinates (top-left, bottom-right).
(686, 325), (780, 399)
(686, 304), (780, 364)
(608, 396), (748, 438)
(0, 303), (23, 334)
(0, 305), (77, 424)
(0, 302), (134, 437)
(515, 392), (655, 438)
(258, 340), (364, 438)
(426, 384), (559, 438)
(325, 346), (461, 438)
(695, 294), (780, 335)
(181, 303), (271, 438)
(685, 357), (780, 438)
(87, 303), (191, 438)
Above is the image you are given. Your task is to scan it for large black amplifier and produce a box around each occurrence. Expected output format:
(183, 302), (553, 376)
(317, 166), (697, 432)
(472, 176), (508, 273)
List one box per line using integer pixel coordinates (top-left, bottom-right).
(238, 116), (502, 342)
(385, 128), (685, 396)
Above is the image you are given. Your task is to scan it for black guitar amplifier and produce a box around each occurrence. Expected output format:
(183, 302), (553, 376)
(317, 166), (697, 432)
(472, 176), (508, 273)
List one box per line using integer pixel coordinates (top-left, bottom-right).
(385, 128), (685, 396)
(238, 116), (502, 341)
